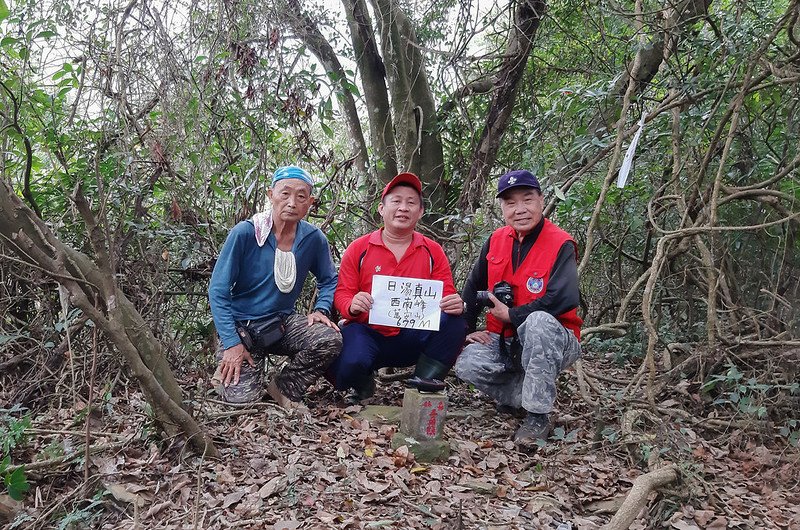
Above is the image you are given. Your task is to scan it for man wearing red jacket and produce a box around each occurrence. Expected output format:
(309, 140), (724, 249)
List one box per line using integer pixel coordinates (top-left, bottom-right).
(455, 170), (582, 445)
(330, 173), (467, 403)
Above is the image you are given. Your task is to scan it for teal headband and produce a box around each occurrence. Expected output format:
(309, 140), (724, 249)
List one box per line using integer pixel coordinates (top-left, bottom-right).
(272, 165), (314, 187)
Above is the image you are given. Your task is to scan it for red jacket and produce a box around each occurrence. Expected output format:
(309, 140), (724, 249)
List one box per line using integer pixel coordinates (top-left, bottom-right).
(335, 229), (457, 336)
(486, 221), (583, 339)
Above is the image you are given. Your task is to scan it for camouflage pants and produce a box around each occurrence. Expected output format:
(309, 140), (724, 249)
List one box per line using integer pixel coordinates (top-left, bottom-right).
(215, 314), (342, 404)
(454, 311), (581, 414)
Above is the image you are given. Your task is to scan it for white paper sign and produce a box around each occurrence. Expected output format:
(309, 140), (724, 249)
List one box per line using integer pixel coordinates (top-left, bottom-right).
(368, 275), (443, 331)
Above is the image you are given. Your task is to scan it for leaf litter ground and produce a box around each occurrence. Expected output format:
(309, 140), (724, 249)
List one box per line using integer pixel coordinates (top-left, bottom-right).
(5, 353), (799, 529)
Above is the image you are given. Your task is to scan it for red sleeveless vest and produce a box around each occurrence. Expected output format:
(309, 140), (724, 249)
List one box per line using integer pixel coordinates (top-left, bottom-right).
(486, 220), (582, 340)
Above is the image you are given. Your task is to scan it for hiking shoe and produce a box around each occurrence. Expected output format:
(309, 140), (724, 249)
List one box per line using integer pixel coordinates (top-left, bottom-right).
(266, 379), (309, 413)
(345, 374), (376, 405)
(405, 376), (446, 393)
(513, 413), (551, 445)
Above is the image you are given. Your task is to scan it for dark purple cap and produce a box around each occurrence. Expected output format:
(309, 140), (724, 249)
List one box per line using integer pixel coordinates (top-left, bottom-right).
(496, 170), (541, 198)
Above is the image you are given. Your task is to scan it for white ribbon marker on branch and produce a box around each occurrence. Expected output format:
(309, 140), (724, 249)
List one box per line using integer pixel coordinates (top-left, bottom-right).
(617, 111), (648, 189)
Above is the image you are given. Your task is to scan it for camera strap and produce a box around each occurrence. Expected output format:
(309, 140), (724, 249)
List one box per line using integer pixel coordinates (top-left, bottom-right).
(498, 325), (523, 372)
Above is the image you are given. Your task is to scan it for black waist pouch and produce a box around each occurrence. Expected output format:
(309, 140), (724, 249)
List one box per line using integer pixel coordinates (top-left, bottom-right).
(236, 315), (285, 352)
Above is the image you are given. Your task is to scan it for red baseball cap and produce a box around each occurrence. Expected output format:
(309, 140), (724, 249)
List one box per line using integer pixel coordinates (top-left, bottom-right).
(381, 172), (423, 200)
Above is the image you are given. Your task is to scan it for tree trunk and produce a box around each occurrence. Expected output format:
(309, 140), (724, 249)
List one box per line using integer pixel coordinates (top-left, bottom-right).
(341, 0), (398, 185)
(282, 0), (370, 177)
(458, 0), (546, 211)
(368, 0), (446, 210)
(0, 179), (218, 458)
(592, 0), (712, 136)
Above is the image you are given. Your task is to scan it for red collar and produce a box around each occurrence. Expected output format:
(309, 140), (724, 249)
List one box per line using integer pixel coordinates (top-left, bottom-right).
(368, 228), (424, 248)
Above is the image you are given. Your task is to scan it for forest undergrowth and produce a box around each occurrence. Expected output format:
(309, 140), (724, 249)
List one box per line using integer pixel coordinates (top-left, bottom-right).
(1, 331), (797, 529)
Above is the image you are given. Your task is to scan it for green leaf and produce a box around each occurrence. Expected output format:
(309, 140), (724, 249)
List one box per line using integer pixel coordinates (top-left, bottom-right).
(209, 183), (227, 198)
(320, 122), (333, 139)
(790, 430), (800, 447)
(565, 428), (579, 442)
(341, 79), (360, 96)
(5, 466), (29, 500)
(0, 0), (8, 22)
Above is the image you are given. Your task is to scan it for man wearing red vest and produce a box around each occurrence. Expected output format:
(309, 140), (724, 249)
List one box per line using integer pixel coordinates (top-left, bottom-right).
(329, 173), (468, 403)
(455, 170), (582, 445)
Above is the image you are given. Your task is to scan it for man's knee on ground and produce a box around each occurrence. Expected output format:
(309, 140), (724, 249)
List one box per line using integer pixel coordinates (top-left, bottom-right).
(217, 370), (263, 404)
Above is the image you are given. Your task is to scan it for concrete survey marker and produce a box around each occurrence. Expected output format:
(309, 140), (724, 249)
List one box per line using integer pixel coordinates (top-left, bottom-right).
(389, 387), (450, 462)
(354, 389), (452, 462)
(400, 388), (447, 440)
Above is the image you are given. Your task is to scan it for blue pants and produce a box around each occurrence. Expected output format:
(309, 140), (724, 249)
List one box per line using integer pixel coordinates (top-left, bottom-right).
(330, 313), (467, 391)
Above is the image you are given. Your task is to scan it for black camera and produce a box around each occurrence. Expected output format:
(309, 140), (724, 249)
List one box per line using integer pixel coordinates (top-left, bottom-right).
(476, 281), (514, 308)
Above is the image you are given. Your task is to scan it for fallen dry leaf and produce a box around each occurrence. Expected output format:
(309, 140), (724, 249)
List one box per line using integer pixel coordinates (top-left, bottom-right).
(585, 496), (626, 514)
(524, 494), (563, 513)
(670, 520), (701, 530)
(0, 494), (22, 522)
(258, 476), (287, 499)
(104, 483), (145, 507)
(221, 490), (245, 509)
(461, 479), (496, 495)
(706, 516), (729, 530)
(144, 500), (173, 519)
(693, 509), (715, 526)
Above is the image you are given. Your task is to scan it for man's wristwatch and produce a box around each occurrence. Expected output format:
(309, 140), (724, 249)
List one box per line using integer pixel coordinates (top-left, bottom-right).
(316, 308), (331, 318)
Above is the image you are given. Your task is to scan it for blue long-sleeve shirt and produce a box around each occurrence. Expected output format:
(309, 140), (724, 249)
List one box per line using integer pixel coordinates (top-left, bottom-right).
(209, 219), (338, 349)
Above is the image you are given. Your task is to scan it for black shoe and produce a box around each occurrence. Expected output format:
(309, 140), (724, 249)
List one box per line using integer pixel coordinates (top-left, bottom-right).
(405, 375), (446, 393)
(405, 355), (449, 392)
(513, 413), (551, 445)
(345, 374), (375, 405)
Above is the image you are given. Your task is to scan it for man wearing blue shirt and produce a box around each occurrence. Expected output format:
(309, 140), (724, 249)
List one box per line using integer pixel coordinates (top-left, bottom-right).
(208, 166), (341, 409)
